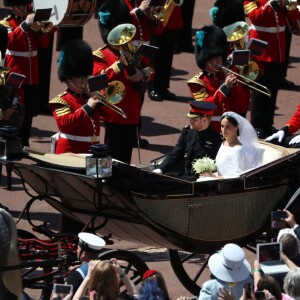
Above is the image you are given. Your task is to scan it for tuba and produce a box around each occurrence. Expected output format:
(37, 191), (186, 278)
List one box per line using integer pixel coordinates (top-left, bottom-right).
(223, 21), (260, 82)
(148, 0), (184, 27)
(107, 24), (136, 70)
(223, 21), (249, 50)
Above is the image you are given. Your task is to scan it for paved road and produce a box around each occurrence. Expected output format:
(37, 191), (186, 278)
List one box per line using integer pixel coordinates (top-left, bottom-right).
(1, 1), (300, 299)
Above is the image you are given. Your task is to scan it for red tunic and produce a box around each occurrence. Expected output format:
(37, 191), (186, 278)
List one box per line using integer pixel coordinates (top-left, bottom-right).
(244, 0), (299, 63)
(93, 46), (154, 125)
(124, 0), (164, 41)
(49, 90), (102, 154)
(287, 104), (300, 135)
(187, 71), (250, 132)
(1, 15), (50, 85)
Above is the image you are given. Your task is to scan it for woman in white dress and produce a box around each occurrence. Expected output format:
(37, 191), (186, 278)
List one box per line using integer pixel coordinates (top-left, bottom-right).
(215, 111), (262, 177)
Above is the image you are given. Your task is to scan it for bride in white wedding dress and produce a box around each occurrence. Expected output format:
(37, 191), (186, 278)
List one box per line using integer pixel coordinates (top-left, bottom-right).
(215, 111), (263, 177)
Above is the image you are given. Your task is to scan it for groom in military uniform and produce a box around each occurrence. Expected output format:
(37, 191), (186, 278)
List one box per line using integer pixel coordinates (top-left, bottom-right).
(153, 101), (222, 180)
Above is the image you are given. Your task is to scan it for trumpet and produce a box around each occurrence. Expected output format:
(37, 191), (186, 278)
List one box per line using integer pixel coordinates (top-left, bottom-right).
(92, 80), (127, 119)
(218, 64), (272, 98)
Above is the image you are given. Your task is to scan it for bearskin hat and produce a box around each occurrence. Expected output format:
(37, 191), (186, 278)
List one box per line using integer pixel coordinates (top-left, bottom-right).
(4, 0), (32, 7)
(195, 25), (227, 69)
(209, 0), (245, 28)
(0, 24), (8, 59)
(97, 0), (132, 44)
(58, 39), (93, 82)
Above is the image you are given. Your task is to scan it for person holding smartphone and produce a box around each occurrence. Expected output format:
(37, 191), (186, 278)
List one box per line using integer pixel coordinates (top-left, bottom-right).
(72, 259), (137, 300)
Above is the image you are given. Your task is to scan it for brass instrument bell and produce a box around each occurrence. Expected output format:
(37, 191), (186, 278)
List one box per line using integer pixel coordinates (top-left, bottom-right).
(92, 80), (127, 119)
(31, 21), (54, 34)
(148, 0), (184, 27)
(107, 24), (136, 66)
(223, 21), (249, 50)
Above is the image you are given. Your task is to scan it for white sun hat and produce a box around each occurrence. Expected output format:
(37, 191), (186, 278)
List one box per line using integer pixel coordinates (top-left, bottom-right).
(208, 243), (251, 283)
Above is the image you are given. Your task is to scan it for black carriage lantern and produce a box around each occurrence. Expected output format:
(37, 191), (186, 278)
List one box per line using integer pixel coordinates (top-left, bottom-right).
(0, 125), (22, 160)
(86, 144), (112, 178)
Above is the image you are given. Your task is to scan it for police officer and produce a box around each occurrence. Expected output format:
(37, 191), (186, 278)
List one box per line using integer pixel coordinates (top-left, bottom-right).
(66, 232), (106, 293)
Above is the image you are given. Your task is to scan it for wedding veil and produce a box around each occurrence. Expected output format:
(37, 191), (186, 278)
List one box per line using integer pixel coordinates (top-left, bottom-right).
(222, 111), (258, 146)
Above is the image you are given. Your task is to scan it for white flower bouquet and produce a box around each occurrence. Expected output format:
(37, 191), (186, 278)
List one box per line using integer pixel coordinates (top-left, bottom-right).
(192, 157), (217, 175)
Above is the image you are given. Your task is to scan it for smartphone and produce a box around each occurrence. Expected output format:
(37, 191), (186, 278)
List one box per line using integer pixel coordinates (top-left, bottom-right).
(244, 283), (252, 299)
(53, 283), (73, 295)
(271, 211), (287, 220)
(271, 211), (287, 229)
(255, 290), (265, 299)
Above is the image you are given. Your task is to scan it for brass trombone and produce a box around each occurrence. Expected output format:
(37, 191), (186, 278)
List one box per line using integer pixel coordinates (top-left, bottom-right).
(91, 80), (127, 119)
(218, 64), (272, 98)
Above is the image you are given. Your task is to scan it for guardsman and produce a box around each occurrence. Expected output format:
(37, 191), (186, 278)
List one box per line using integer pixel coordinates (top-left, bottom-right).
(187, 25), (250, 132)
(265, 104), (300, 148)
(0, 0), (51, 146)
(93, 0), (154, 164)
(49, 39), (103, 154)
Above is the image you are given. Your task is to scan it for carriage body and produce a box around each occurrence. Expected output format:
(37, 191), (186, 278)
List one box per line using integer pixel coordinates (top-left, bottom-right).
(10, 142), (300, 254)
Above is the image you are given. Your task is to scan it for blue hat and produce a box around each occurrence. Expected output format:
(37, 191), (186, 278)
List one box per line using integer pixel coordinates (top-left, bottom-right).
(187, 101), (217, 118)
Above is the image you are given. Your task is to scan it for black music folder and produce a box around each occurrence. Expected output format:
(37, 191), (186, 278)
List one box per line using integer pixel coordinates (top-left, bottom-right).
(33, 8), (53, 22)
(87, 74), (109, 93)
(247, 38), (268, 56)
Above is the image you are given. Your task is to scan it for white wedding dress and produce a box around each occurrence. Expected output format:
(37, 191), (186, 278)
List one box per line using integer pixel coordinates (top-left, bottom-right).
(216, 143), (263, 177)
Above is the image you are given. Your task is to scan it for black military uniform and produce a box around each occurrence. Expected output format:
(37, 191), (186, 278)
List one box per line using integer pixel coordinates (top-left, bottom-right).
(160, 126), (222, 178)
(158, 101), (222, 180)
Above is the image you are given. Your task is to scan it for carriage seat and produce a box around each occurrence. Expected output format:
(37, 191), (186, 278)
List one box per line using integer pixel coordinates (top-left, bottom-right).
(258, 141), (293, 165)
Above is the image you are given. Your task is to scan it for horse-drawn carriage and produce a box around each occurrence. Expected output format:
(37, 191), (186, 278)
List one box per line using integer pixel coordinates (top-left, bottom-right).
(1, 141), (300, 297)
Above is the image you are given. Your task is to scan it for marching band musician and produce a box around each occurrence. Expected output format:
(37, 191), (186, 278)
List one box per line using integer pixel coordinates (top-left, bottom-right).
(0, 0), (52, 147)
(49, 39), (103, 154)
(123, 0), (164, 148)
(187, 25), (250, 132)
(244, 0), (300, 138)
(0, 24), (24, 130)
(147, 0), (183, 101)
(265, 104), (300, 148)
(93, 0), (154, 164)
(124, 0), (164, 42)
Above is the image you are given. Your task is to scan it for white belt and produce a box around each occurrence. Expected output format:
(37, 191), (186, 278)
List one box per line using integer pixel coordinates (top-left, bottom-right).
(6, 49), (37, 57)
(249, 24), (285, 33)
(59, 133), (99, 143)
(211, 116), (222, 121)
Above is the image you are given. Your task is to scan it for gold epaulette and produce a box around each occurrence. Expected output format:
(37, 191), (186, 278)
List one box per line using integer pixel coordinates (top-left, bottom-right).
(187, 73), (209, 101)
(244, 1), (258, 15)
(0, 17), (11, 28)
(49, 92), (68, 105)
(93, 49), (106, 60)
(187, 73), (204, 86)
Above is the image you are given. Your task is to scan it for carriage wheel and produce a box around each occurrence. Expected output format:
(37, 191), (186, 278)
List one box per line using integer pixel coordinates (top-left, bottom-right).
(98, 249), (149, 294)
(168, 249), (211, 296)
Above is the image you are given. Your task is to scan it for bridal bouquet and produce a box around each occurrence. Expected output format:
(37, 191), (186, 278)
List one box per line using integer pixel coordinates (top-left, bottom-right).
(192, 157), (217, 175)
